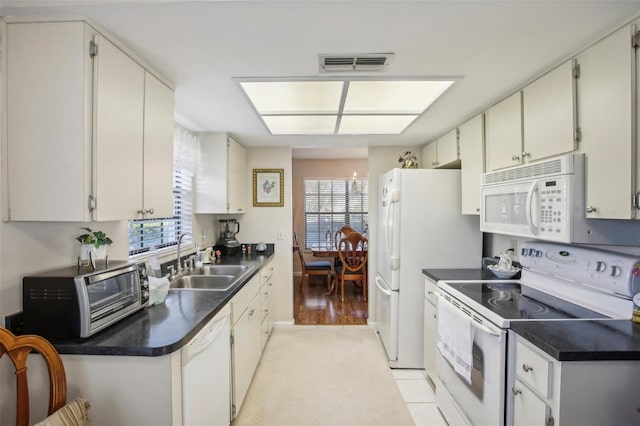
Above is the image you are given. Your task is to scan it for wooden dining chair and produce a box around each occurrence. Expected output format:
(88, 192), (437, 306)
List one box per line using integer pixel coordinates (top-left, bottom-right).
(336, 233), (369, 302)
(334, 225), (356, 249)
(294, 229), (333, 292)
(0, 327), (90, 426)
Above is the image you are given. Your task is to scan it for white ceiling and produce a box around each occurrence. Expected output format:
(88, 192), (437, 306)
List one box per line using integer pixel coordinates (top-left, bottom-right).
(3, 0), (640, 159)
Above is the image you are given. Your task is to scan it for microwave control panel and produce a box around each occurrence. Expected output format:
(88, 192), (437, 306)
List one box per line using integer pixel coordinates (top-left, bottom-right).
(537, 177), (570, 239)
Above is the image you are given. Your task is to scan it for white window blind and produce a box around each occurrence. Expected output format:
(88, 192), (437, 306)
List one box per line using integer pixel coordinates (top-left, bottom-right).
(128, 125), (199, 256)
(303, 178), (368, 249)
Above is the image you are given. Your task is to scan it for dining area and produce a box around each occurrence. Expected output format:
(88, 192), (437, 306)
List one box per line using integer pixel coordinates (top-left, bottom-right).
(293, 225), (369, 325)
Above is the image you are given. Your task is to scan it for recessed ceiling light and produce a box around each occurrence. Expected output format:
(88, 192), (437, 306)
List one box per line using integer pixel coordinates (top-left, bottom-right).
(236, 78), (456, 135)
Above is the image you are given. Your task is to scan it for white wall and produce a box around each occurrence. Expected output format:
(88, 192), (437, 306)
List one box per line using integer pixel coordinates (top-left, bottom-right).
(238, 146), (293, 324)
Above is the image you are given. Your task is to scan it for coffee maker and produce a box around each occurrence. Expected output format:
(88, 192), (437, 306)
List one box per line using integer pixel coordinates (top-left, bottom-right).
(216, 219), (241, 255)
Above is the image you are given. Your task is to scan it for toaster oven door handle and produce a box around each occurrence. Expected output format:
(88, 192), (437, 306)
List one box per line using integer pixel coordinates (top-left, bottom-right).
(526, 181), (539, 236)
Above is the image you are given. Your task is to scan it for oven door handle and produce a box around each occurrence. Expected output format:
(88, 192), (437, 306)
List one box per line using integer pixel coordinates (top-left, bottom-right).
(471, 319), (500, 337)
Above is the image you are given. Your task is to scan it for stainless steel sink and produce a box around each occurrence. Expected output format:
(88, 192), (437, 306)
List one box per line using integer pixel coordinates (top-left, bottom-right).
(169, 274), (237, 291)
(190, 264), (250, 276)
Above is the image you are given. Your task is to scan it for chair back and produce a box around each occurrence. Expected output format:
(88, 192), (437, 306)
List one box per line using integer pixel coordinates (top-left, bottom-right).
(0, 327), (67, 426)
(337, 233), (368, 274)
(334, 225), (356, 249)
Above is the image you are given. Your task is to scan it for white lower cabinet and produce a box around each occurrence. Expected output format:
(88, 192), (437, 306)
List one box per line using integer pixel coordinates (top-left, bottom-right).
(510, 333), (640, 426)
(423, 278), (438, 383)
(260, 259), (275, 350)
(231, 274), (262, 418)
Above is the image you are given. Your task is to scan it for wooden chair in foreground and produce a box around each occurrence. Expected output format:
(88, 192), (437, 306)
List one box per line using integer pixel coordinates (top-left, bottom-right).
(0, 327), (90, 426)
(294, 229), (333, 292)
(336, 233), (369, 302)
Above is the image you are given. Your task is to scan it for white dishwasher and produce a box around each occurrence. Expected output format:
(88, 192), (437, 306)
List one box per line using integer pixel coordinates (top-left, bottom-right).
(182, 305), (231, 426)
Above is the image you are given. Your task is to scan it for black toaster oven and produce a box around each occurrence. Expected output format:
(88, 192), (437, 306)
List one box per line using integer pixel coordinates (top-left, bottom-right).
(23, 261), (149, 338)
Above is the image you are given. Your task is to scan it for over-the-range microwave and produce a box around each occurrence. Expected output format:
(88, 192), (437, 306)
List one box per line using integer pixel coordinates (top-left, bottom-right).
(480, 153), (639, 245)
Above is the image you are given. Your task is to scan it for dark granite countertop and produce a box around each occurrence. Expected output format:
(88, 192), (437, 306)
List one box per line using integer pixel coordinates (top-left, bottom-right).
(422, 268), (520, 282)
(48, 249), (275, 357)
(511, 320), (640, 361)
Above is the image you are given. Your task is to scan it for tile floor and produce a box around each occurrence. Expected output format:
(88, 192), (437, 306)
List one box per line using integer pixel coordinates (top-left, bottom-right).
(392, 369), (447, 426)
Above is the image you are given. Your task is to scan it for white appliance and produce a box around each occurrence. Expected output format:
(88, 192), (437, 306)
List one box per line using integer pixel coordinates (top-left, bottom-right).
(480, 153), (638, 245)
(182, 305), (231, 426)
(435, 241), (640, 426)
(375, 168), (482, 368)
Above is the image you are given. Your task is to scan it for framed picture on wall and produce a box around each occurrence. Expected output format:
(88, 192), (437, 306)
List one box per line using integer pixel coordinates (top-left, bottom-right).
(253, 168), (284, 207)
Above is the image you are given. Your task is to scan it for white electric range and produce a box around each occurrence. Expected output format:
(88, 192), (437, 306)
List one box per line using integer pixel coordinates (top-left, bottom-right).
(435, 240), (640, 426)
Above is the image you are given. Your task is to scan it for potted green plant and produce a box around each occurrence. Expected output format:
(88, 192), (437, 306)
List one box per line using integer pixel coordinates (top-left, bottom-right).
(76, 227), (113, 261)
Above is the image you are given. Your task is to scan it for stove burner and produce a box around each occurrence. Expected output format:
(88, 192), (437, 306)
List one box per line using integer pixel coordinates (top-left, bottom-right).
(487, 295), (549, 316)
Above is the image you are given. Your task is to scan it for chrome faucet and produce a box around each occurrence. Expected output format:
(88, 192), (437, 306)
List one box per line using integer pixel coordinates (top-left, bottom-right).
(176, 232), (195, 275)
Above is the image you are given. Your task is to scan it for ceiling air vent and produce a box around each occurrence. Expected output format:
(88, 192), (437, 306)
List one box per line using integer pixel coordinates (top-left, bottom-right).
(319, 53), (394, 73)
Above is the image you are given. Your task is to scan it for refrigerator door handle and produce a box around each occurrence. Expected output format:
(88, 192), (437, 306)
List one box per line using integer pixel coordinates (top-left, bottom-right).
(375, 276), (392, 296)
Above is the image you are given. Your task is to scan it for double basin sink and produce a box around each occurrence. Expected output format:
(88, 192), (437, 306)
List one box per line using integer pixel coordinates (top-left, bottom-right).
(169, 264), (255, 291)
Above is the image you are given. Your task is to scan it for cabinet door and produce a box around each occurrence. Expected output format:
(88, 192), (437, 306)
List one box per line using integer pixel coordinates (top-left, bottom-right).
(577, 25), (635, 219)
(512, 379), (551, 426)
(485, 92), (523, 171)
(232, 294), (261, 415)
(423, 292), (437, 382)
(459, 115), (484, 215)
(523, 60), (577, 162)
(93, 34), (145, 221)
(195, 133), (228, 214)
(437, 128), (459, 167)
(143, 72), (175, 218)
(227, 137), (247, 213)
(422, 142), (438, 169)
(5, 22), (92, 221)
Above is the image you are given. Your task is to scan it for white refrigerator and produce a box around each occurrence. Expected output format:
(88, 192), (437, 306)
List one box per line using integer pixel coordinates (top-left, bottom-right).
(375, 168), (481, 368)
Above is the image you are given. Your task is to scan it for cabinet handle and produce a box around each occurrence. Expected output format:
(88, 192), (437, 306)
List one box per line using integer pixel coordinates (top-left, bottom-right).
(145, 208), (154, 215)
(137, 209), (145, 215)
(512, 154), (520, 161)
(476, 208), (480, 212)
(586, 206), (597, 213)
(522, 363), (534, 373)
(249, 308), (255, 317)
(512, 387), (522, 396)
(522, 151), (530, 158)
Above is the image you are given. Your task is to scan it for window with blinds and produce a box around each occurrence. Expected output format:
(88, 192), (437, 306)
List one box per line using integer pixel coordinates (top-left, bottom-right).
(303, 178), (368, 249)
(128, 170), (193, 256)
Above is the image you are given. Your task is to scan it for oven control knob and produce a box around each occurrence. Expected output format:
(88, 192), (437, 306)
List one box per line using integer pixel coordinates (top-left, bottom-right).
(536, 250), (543, 257)
(595, 261), (607, 272)
(610, 265), (622, 277)
(521, 248), (527, 256)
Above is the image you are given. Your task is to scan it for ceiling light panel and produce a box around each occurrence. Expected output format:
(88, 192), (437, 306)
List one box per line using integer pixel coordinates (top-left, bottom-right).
(338, 115), (418, 135)
(240, 81), (344, 114)
(262, 115), (337, 135)
(343, 80), (454, 114)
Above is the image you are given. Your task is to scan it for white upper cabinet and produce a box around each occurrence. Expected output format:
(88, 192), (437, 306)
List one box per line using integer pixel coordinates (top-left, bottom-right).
(142, 72), (175, 219)
(5, 21), (92, 221)
(195, 134), (247, 214)
(577, 23), (636, 219)
(92, 33), (145, 221)
(459, 114), (484, 215)
(421, 128), (460, 169)
(421, 142), (438, 169)
(485, 91), (523, 171)
(3, 20), (174, 222)
(522, 59), (577, 162)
